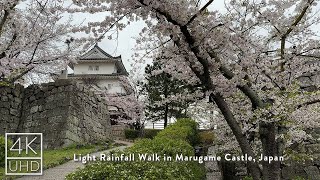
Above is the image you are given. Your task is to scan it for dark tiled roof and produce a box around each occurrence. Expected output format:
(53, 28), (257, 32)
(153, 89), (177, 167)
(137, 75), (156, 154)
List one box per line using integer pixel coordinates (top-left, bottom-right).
(79, 44), (120, 60)
(70, 44), (129, 76)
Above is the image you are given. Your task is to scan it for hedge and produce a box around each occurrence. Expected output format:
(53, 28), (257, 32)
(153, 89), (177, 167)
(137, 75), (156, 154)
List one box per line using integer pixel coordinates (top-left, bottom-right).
(66, 118), (205, 180)
(124, 129), (140, 140)
(156, 118), (200, 145)
(143, 129), (161, 139)
(66, 160), (204, 180)
(127, 138), (194, 156)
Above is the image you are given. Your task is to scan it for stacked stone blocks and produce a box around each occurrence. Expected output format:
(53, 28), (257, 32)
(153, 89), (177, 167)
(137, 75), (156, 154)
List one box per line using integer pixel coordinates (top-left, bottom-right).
(0, 80), (112, 149)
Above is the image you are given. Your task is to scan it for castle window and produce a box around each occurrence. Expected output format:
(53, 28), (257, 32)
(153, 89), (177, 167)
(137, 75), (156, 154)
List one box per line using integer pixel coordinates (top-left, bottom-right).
(88, 66), (93, 71)
(95, 66), (99, 71)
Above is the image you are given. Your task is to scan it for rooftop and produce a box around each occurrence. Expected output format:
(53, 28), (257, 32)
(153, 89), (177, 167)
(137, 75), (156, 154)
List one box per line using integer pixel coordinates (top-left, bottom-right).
(69, 44), (129, 76)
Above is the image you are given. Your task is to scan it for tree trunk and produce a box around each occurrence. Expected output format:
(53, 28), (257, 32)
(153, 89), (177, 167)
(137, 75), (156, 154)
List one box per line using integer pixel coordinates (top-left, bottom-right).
(211, 93), (262, 180)
(259, 123), (281, 180)
(164, 103), (168, 128)
(164, 76), (169, 128)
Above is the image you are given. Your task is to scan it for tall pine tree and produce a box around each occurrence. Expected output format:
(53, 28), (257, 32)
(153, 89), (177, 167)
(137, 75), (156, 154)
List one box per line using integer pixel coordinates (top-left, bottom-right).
(141, 61), (195, 128)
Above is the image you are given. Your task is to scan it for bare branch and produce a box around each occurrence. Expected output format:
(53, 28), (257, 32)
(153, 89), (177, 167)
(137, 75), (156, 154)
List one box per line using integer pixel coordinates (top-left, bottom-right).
(8, 67), (35, 84)
(280, 0), (315, 61)
(282, 0), (315, 39)
(262, 70), (283, 90)
(297, 99), (320, 109)
(295, 46), (320, 56)
(297, 54), (320, 59)
(257, 10), (281, 34)
(97, 10), (137, 42)
(185, 0), (214, 26)
(138, 39), (172, 62)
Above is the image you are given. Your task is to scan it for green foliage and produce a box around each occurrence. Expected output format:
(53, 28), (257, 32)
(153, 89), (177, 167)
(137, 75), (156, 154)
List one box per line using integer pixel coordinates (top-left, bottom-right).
(156, 126), (192, 141)
(66, 118), (205, 180)
(199, 131), (215, 145)
(292, 176), (306, 180)
(174, 118), (199, 131)
(66, 160), (205, 180)
(127, 138), (194, 156)
(141, 61), (197, 127)
(0, 143), (114, 179)
(285, 149), (312, 163)
(143, 129), (161, 139)
(43, 143), (111, 169)
(125, 129), (140, 140)
(0, 81), (10, 87)
(0, 136), (12, 167)
(156, 118), (200, 145)
(242, 176), (253, 180)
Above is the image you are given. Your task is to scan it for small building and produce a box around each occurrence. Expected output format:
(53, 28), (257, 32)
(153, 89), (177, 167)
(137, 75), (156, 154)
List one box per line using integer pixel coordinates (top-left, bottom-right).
(59, 44), (134, 125)
(66, 44), (129, 95)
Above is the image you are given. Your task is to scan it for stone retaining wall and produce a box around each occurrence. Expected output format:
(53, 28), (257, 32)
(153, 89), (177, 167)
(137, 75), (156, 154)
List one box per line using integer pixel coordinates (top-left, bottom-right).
(111, 124), (129, 139)
(0, 84), (24, 134)
(0, 80), (112, 148)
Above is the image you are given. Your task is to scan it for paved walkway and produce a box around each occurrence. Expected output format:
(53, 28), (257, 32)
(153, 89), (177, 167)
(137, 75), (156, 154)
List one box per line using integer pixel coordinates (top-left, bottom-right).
(17, 141), (133, 180)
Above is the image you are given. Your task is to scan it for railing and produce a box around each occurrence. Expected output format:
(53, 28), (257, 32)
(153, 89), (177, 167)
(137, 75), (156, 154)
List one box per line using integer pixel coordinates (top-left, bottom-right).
(144, 121), (210, 130)
(144, 121), (174, 129)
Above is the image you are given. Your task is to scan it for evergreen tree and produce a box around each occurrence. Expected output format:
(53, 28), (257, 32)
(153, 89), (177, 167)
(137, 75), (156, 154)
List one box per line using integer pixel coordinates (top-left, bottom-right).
(141, 60), (194, 128)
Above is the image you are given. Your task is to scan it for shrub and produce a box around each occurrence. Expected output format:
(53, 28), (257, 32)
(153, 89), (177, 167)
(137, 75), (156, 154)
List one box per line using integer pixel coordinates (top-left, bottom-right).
(293, 177), (306, 180)
(174, 118), (199, 132)
(143, 129), (161, 139)
(0, 136), (12, 167)
(66, 118), (205, 180)
(199, 131), (215, 145)
(66, 160), (205, 180)
(124, 129), (140, 140)
(156, 126), (192, 141)
(156, 118), (200, 145)
(127, 137), (194, 156)
(243, 176), (253, 180)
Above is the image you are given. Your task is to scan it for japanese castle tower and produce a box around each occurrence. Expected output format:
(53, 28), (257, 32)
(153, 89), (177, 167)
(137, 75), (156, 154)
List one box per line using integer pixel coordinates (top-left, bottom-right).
(65, 44), (129, 94)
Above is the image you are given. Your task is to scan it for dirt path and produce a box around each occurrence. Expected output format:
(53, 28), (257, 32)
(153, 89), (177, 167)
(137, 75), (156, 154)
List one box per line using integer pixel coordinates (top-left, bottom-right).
(16, 141), (133, 180)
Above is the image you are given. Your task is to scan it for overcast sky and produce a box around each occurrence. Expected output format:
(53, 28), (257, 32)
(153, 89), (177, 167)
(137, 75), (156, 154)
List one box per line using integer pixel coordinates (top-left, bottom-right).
(67, 0), (320, 77)
(70, 0), (226, 74)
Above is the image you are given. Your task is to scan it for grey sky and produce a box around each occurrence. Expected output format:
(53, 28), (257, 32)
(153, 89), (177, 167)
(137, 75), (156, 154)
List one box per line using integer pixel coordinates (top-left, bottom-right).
(19, 0), (320, 75)
(73, 0), (226, 74)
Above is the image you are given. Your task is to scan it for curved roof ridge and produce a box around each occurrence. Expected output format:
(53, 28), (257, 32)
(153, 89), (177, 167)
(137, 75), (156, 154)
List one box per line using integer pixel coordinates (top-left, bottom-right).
(80, 44), (120, 60)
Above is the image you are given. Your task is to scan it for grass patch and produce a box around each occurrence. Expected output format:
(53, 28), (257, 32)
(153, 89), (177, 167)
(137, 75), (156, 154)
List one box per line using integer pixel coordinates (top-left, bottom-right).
(43, 144), (103, 169)
(0, 142), (118, 179)
(0, 167), (6, 180)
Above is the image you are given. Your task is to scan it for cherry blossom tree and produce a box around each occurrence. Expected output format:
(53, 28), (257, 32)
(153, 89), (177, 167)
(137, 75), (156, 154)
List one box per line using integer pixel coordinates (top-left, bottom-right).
(70, 0), (320, 179)
(106, 92), (144, 125)
(0, 0), (85, 85)
(83, 74), (144, 125)
(104, 75), (144, 125)
(3, 0), (320, 178)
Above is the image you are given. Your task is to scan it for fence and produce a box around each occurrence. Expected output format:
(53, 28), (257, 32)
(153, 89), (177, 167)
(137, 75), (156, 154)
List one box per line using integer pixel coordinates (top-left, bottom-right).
(144, 121), (174, 129)
(144, 121), (209, 129)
